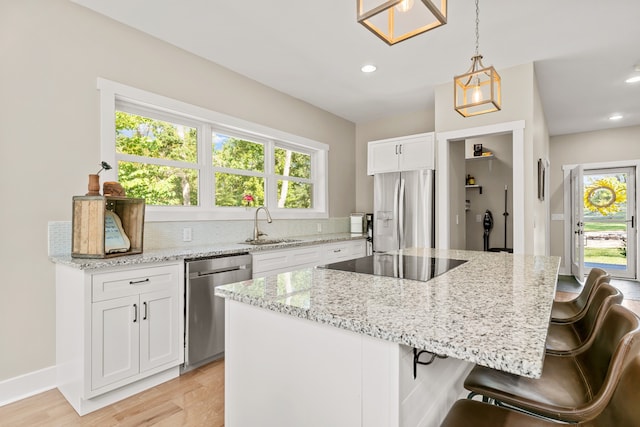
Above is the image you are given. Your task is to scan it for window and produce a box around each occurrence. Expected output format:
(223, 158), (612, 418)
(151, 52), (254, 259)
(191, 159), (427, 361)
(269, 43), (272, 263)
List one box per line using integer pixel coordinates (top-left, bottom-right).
(115, 110), (200, 206)
(98, 79), (328, 221)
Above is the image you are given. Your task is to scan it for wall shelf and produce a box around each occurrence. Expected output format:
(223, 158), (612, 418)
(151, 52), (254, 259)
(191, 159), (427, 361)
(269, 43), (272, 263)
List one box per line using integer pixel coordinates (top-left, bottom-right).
(466, 154), (495, 161)
(465, 184), (483, 194)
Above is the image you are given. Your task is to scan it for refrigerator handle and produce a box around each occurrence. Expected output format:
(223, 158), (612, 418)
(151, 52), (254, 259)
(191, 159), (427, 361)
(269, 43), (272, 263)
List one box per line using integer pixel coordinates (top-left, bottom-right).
(393, 177), (400, 247)
(398, 178), (405, 249)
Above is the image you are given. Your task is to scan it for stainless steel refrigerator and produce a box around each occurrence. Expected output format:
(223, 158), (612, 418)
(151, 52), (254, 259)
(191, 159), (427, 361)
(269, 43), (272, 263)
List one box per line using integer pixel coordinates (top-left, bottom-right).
(373, 169), (435, 252)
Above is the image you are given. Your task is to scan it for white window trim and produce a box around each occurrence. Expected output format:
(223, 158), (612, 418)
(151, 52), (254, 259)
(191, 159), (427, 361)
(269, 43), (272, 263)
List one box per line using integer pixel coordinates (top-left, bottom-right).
(97, 78), (329, 221)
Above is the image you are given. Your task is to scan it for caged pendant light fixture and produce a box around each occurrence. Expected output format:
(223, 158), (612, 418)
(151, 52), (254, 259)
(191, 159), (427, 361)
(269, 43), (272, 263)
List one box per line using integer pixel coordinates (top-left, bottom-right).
(454, 0), (501, 117)
(357, 0), (447, 46)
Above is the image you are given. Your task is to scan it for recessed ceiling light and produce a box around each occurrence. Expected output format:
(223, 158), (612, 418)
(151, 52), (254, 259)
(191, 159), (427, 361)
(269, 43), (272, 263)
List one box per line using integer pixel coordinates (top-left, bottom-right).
(625, 75), (640, 83)
(361, 64), (377, 73)
(609, 114), (623, 121)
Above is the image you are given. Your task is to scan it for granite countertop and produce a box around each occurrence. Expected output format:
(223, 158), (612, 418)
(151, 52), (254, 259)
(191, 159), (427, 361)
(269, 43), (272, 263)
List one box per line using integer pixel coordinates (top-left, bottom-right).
(215, 247), (561, 379)
(49, 233), (366, 270)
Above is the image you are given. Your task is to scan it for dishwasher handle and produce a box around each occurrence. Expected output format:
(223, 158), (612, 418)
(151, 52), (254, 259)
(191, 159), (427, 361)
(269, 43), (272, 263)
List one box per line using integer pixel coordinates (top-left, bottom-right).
(189, 264), (250, 279)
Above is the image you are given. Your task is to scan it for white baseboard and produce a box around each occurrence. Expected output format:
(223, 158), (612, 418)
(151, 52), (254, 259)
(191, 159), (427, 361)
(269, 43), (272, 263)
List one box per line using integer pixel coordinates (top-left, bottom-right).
(0, 366), (57, 407)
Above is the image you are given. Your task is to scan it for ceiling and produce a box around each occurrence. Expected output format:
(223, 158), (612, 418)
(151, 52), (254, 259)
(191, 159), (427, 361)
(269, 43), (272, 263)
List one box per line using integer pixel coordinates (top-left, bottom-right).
(73, 0), (640, 136)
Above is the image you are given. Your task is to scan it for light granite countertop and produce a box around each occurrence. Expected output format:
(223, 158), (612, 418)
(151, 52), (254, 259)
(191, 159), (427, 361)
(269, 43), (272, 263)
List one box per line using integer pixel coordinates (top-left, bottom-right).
(49, 233), (365, 270)
(215, 247), (561, 379)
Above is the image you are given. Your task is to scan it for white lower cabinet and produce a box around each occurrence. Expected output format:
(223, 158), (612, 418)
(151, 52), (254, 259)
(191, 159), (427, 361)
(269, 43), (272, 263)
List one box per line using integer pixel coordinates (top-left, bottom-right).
(91, 289), (179, 390)
(56, 262), (184, 416)
(252, 239), (367, 277)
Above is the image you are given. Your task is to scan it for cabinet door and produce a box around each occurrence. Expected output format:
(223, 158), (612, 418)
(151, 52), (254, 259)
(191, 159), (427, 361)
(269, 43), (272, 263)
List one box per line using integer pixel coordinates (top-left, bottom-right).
(139, 289), (180, 373)
(367, 141), (399, 175)
(398, 134), (434, 171)
(91, 295), (140, 390)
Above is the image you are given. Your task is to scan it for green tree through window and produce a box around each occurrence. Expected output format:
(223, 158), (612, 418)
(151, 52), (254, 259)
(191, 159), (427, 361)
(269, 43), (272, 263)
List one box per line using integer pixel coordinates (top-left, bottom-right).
(116, 112), (198, 206)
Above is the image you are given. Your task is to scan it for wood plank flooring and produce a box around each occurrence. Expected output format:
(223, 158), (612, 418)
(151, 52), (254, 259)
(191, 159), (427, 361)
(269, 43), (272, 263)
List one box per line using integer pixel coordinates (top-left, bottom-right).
(1, 294), (639, 426)
(0, 359), (224, 427)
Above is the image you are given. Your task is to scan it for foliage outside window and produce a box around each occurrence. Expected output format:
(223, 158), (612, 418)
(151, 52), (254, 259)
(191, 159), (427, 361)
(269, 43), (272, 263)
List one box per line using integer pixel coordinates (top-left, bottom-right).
(116, 112), (199, 206)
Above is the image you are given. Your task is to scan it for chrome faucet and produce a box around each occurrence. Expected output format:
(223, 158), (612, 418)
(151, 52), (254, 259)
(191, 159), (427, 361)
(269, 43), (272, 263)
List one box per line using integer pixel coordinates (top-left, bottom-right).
(253, 206), (272, 241)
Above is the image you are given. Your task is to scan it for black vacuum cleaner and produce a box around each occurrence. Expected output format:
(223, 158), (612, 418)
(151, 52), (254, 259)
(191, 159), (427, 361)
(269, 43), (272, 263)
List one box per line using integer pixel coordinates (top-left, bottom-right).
(483, 210), (493, 251)
(488, 185), (513, 253)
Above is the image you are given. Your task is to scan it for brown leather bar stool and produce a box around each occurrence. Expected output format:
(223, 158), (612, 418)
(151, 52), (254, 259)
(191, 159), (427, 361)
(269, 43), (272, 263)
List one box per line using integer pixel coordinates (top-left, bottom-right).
(441, 339), (640, 426)
(552, 268), (609, 323)
(463, 305), (640, 423)
(546, 283), (623, 354)
(442, 345), (640, 427)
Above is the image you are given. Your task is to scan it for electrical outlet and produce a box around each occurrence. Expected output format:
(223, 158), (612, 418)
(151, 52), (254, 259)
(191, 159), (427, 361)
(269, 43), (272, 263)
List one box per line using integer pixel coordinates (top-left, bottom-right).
(317, 223), (322, 233)
(476, 214), (482, 223)
(183, 227), (192, 242)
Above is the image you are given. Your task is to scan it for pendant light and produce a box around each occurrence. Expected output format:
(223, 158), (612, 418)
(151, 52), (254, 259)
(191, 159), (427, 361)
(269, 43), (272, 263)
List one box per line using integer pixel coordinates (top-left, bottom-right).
(357, 0), (447, 46)
(454, 0), (501, 117)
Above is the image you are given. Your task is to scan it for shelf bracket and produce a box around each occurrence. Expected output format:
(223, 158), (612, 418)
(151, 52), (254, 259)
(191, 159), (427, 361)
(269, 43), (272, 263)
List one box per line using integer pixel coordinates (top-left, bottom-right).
(413, 348), (448, 379)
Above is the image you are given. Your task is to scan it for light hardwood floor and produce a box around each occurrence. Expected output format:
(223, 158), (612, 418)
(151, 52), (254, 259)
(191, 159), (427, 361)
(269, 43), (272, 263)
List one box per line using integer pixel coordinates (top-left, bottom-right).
(2, 296), (639, 426)
(0, 359), (224, 427)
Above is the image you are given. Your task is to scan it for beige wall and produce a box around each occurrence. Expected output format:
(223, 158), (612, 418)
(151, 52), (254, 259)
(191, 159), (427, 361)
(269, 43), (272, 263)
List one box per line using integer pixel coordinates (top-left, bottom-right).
(0, 0), (355, 381)
(549, 125), (640, 270)
(532, 74), (550, 255)
(354, 109), (435, 213)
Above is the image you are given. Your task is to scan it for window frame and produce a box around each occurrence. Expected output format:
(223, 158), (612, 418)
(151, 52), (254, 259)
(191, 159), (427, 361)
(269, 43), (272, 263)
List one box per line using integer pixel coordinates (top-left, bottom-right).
(98, 78), (329, 221)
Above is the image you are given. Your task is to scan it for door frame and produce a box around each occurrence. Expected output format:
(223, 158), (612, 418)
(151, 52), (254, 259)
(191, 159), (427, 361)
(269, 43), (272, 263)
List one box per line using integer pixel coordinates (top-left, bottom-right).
(436, 121), (526, 253)
(562, 159), (640, 279)
(570, 165), (585, 281)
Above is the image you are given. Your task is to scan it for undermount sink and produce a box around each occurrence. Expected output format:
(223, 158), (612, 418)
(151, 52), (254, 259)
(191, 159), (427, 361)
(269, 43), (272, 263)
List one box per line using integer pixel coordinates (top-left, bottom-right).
(241, 238), (302, 246)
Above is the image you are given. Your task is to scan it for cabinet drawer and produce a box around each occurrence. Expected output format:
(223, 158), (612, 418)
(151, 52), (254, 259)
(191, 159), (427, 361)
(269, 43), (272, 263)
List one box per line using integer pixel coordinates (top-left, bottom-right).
(324, 243), (352, 263)
(252, 246), (323, 276)
(324, 240), (367, 263)
(92, 264), (180, 302)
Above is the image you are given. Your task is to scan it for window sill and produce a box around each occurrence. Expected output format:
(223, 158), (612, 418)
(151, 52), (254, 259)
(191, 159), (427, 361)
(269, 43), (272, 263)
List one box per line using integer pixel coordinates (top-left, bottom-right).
(144, 207), (329, 222)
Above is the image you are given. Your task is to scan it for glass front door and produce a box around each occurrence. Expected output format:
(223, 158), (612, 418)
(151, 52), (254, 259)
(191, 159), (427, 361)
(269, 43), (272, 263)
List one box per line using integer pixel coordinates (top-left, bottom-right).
(581, 167), (636, 279)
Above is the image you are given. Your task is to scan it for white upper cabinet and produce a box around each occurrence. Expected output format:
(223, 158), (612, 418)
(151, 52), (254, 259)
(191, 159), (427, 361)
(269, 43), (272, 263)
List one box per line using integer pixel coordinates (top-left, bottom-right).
(367, 132), (435, 175)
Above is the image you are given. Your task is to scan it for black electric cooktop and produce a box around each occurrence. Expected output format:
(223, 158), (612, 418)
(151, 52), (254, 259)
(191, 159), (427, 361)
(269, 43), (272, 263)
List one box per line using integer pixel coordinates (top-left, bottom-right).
(321, 253), (467, 282)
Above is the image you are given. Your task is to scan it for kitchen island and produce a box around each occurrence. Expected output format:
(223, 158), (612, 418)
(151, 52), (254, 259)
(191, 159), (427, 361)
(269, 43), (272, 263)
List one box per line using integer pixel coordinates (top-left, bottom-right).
(215, 248), (560, 427)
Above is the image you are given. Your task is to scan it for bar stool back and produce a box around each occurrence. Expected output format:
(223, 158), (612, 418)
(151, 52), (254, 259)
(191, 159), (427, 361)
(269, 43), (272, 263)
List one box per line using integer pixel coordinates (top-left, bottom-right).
(546, 283), (623, 354)
(552, 268), (610, 323)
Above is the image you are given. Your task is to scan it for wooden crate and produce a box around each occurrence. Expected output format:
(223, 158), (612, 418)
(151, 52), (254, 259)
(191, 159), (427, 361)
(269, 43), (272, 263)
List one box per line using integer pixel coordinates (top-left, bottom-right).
(72, 196), (145, 258)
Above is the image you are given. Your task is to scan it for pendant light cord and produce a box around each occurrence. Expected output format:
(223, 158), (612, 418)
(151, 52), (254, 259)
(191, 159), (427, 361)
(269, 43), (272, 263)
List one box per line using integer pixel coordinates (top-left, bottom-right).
(475, 0), (480, 57)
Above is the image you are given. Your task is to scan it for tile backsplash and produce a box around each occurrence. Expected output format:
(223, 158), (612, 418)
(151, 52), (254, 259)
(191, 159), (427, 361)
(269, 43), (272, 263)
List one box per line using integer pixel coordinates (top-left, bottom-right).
(48, 217), (349, 256)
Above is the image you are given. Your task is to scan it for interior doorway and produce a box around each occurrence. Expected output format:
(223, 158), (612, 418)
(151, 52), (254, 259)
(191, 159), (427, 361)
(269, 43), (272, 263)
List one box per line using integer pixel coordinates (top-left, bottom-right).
(570, 165), (637, 281)
(463, 135), (514, 252)
(436, 121), (525, 253)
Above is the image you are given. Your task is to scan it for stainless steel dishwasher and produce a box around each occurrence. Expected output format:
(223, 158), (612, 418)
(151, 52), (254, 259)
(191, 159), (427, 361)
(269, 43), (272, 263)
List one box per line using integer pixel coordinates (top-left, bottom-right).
(182, 253), (252, 373)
